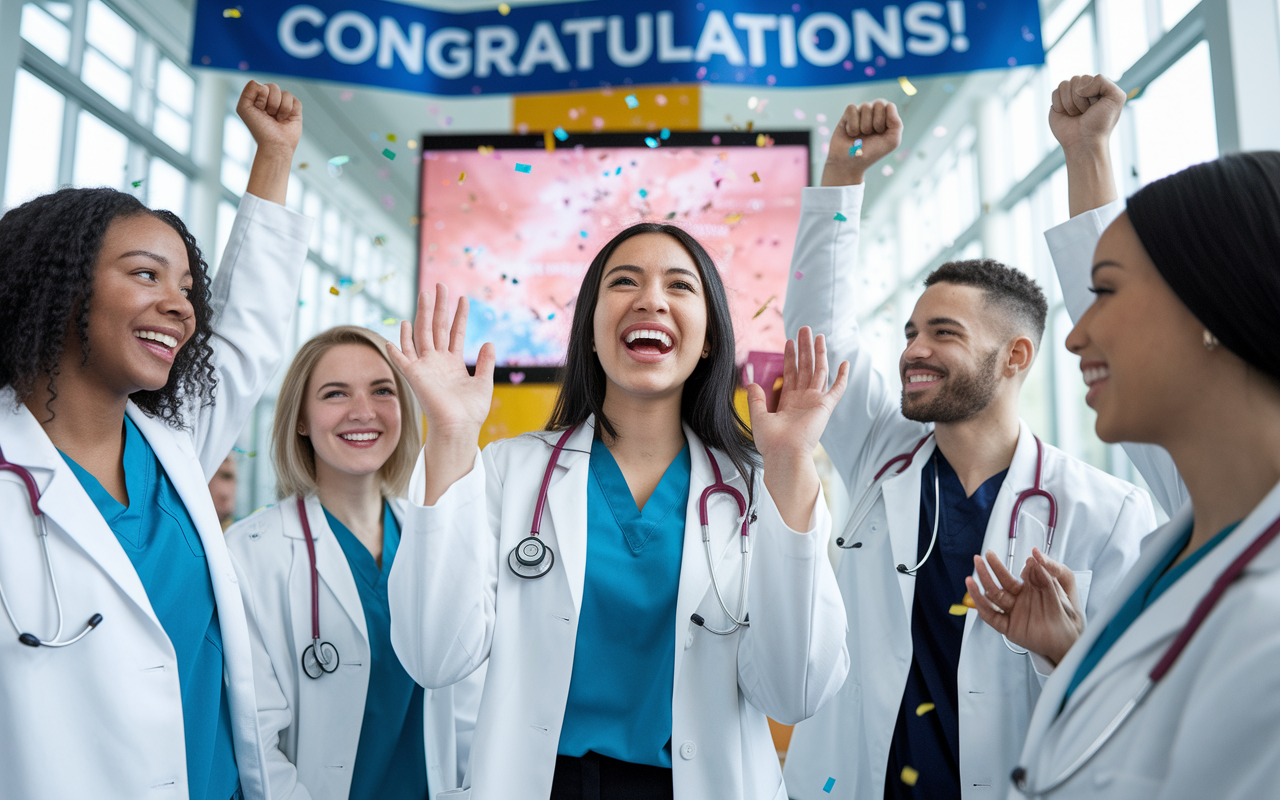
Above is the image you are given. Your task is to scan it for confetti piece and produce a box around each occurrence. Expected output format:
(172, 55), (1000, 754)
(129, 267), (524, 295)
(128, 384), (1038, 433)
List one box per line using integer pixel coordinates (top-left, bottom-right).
(625, 94), (639, 109)
(544, 130), (556, 151)
(660, 128), (670, 140)
(823, 777), (835, 793)
(751, 171), (761, 183)
(850, 140), (863, 157)
(478, 145), (495, 156)
(579, 230), (588, 237)
(222, 7), (241, 18)
(794, 270), (804, 280)
(963, 591), (976, 608)
(756, 133), (775, 147)
(329, 286), (339, 296)
(386, 133), (396, 142)
(379, 272), (396, 282)
(373, 235), (387, 246)
(458, 171), (466, 183)
(382, 148), (396, 160)
(298, 162), (309, 169)
(664, 211), (676, 219)
(833, 212), (847, 222)
(515, 163), (532, 173)
(949, 604), (969, 616)
(916, 702), (936, 716)
(638, 188), (648, 198)
(553, 126), (569, 141)
(645, 137), (659, 148)
(498, 2), (510, 14)
(614, 166), (622, 175)
(901, 767), (919, 787)
(898, 76), (918, 96)
(383, 317), (397, 325)
(509, 371), (525, 384)
(131, 180), (144, 188)
(753, 295), (776, 319)
(1126, 85), (1145, 100)
(548, 313), (555, 319)
(328, 155), (349, 166)
(339, 89), (354, 101)
(724, 212), (742, 224)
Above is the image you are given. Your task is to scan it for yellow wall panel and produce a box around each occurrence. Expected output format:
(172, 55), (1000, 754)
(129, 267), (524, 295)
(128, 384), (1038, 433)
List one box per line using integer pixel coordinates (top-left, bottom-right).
(514, 85), (701, 133)
(479, 383), (562, 447)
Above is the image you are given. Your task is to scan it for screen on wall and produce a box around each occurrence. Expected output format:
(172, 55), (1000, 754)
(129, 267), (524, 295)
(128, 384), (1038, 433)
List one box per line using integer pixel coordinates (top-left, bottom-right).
(419, 131), (810, 381)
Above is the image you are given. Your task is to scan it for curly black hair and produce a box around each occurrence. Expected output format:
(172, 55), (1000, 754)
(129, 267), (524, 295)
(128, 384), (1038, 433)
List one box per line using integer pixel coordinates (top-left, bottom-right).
(0, 187), (217, 427)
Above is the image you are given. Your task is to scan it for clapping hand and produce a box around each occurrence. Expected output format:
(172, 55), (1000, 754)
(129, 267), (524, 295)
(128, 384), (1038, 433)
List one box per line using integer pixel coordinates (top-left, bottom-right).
(965, 547), (1085, 666)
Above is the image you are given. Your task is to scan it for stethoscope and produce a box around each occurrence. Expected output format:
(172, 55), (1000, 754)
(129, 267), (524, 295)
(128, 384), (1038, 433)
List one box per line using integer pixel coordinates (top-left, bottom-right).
(0, 446), (104, 648)
(512, 424), (754, 635)
(1011, 513), (1280, 797)
(835, 432), (1058, 652)
(296, 496), (340, 678)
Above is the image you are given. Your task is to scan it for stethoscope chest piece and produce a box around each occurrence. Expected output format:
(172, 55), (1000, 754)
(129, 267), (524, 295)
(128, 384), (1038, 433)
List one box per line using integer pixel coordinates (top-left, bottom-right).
(302, 640), (339, 679)
(509, 535), (555, 579)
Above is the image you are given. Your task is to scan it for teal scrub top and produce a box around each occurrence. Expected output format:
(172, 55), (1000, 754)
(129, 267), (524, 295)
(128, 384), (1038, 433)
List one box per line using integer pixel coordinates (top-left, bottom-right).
(323, 503), (428, 800)
(557, 438), (691, 769)
(60, 418), (240, 800)
(1062, 521), (1240, 708)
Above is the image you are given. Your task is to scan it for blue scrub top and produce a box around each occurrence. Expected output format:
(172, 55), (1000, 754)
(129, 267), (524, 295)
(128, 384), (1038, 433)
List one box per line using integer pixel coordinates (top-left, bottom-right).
(557, 438), (691, 769)
(885, 450), (1007, 800)
(323, 503), (429, 800)
(1061, 521), (1239, 709)
(60, 418), (240, 800)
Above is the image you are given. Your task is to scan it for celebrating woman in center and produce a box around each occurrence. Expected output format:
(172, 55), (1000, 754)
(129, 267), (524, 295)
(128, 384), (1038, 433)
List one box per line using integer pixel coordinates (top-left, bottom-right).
(386, 223), (851, 800)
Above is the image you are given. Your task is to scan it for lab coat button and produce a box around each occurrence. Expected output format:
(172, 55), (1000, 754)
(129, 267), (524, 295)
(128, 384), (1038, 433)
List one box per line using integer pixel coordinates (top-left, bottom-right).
(679, 741), (696, 760)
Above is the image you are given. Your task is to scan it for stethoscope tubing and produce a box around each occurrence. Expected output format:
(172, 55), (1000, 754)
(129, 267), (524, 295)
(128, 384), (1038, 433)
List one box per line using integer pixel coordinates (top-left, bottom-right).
(296, 497), (339, 678)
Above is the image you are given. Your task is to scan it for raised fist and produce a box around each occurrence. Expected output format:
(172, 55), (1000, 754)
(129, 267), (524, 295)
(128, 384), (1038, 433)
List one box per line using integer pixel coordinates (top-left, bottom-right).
(821, 100), (903, 187)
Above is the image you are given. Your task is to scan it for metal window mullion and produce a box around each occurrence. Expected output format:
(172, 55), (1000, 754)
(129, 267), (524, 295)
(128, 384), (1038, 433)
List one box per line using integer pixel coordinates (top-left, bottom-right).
(57, 95), (80, 187)
(67, 0), (88, 75)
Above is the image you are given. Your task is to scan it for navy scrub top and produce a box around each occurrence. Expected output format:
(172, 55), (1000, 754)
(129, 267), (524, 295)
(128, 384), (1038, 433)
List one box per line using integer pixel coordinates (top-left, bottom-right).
(60, 417), (240, 800)
(885, 450), (1008, 800)
(323, 503), (429, 800)
(557, 438), (691, 769)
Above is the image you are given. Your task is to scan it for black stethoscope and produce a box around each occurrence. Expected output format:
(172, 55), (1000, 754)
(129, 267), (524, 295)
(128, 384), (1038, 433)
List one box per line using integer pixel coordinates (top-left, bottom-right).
(511, 425), (754, 635)
(1012, 513), (1280, 796)
(0, 446), (104, 648)
(296, 496), (340, 679)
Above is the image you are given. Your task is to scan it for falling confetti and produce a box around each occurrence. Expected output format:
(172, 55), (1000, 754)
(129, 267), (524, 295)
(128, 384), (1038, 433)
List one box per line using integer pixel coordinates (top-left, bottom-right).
(1126, 85), (1145, 100)
(544, 130), (556, 151)
(509, 371), (526, 384)
(638, 188), (648, 198)
(382, 317), (397, 325)
(515, 163), (532, 173)
(948, 604), (969, 616)
(724, 212), (742, 224)
(751, 171), (761, 183)
(579, 230), (588, 237)
(339, 90), (354, 101)
(794, 270), (804, 280)
(328, 155), (350, 166)
(898, 76), (918, 96)
(963, 591), (976, 608)
(901, 767), (919, 787)
(660, 128), (671, 139)
(916, 702), (936, 716)
(823, 778), (835, 793)
(382, 148), (396, 160)
(329, 286), (340, 296)
(379, 272), (396, 282)
(478, 145), (495, 156)
(222, 7), (241, 18)
(881, 165), (895, 177)
(625, 94), (639, 109)
(298, 162), (309, 169)
(753, 295), (776, 319)
(373, 235), (387, 247)
(458, 171), (466, 183)
(498, 3), (511, 14)
(131, 179), (144, 188)
(386, 133), (396, 142)
(850, 139), (863, 157)
(755, 134), (774, 147)
(833, 212), (847, 222)
(553, 126), (569, 141)
(232, 446), (256, 456)
(645, 137), (659, 148)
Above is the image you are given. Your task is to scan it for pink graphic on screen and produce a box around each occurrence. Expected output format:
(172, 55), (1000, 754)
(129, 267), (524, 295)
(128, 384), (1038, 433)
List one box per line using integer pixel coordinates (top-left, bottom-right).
(419, 143), (808, 368)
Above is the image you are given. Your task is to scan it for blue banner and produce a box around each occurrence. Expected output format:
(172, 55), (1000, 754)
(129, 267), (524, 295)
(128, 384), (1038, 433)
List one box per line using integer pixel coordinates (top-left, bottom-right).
(192, 1), (1043, 95)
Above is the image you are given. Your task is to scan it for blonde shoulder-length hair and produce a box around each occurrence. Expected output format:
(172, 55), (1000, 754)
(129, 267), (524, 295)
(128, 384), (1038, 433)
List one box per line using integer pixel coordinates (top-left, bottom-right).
(273, 325), (421, 500)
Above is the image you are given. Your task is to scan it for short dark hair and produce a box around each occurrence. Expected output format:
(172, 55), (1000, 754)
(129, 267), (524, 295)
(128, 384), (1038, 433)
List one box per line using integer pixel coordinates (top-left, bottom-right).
(0, 187), (217, 426)
(924, 258), (1048, 347)
(547, 222), (759, 495)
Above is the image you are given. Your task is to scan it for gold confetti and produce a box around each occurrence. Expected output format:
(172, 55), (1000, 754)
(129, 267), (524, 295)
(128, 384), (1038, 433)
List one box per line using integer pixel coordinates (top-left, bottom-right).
(379, 272), (396, 282)
(382, 317), (397, 325)
(386, 133), (396, 142)
(498, 2), (511, 14)
(751, 171), (761, 182)
(724, 212), (742, 224)
(1126, 85), (1144, 100)
(901, 766), (919, 787)
(916, 702), (935, 716)
(478, 145), (495, 156)
(962, 591), (976, 608)
(753, 294), (776, 319)
(949, 604), (969, 616)
(458, 171), (466, 183)
(298, 162), (309, 169)
(222, 8), (241, 18)
(329, 286), (340, 296)
(544, 130), (555, 152)
(898, 76), (918, 96)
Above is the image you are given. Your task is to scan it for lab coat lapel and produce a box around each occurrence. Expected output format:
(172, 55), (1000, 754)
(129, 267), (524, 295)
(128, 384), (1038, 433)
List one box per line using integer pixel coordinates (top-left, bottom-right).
(544, 419), (595, 614)
(881, 436), (934, 620)
(281, 493), (370, 645)
(0, 394), (161, 629)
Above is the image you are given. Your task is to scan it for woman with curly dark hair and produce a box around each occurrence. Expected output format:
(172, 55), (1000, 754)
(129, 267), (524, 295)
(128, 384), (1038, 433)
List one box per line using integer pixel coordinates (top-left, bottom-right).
(0, 81), (312, 800)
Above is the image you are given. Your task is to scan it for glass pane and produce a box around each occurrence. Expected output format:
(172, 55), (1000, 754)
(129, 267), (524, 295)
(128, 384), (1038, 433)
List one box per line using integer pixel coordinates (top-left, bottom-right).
(81, 48), (133, 111)
(86, 0), (136, 70)
(3, 70), (65, 209)
(43, 2), (72, 22)
(1007, 78), (1039, 182)
(1099, 0), (1146, 76)
(147, 157), (187, 217)
(157, 59), (194, 117)
(222, 113), (253, 164)
(1131, 41), (1218, 186)
(214, 199), (238, 274)
(1042, 0), (1090, 47)
(20, 3), (70, 66)
(72, 110), (129, 190)
(154, 104), (191, 153)
(1161, 0), (1198, 31)
(1046, 13), (1097, 89)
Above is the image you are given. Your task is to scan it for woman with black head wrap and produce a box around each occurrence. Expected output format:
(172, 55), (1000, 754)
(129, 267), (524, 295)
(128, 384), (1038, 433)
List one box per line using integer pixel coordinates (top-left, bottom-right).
(961, 74), (1280, 799)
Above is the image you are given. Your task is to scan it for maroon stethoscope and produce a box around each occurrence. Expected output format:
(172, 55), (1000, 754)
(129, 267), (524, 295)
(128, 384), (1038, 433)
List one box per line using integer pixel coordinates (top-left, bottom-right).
(513, 424), (753, 635)
(296, 496), (339, 678)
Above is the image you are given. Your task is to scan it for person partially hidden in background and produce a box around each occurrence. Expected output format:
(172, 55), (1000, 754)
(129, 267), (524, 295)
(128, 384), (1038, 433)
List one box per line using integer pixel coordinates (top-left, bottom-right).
(210, 452), (238, 531)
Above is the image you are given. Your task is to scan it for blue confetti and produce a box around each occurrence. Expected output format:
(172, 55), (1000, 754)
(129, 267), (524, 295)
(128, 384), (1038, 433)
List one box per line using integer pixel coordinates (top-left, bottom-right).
(615, 166), (622, 175)
(823, 777), (835, 793)
(645, 137), (659, 148)
(638, 188), (648, 197)
(580, 230), (588, 237)
(548, 313), (556, 320)
(515, 163), (532, 173)
(553, 126), (569, 141)
(625, 94), (639, 108)
(660, 128), (671, 139)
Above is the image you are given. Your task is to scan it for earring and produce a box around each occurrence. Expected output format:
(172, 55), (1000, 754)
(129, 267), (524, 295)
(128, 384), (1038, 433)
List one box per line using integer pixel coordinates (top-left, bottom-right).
(702, 347), (711, 358)
(1203, 329), (1220, 351)
(297, 425), (306, 435)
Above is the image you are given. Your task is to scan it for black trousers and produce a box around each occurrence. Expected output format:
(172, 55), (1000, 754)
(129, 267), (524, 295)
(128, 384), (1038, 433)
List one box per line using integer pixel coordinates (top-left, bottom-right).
(550, 752), (675, 800)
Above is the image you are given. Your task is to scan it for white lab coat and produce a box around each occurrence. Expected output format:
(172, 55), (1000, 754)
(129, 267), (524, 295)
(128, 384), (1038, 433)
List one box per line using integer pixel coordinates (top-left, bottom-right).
(387, 419), (850, 800)
(780, 185), (1156, 800)
(0, 193), (311, 800)
(1004, 203), (1280, 799)
(225, 494), (486, 800)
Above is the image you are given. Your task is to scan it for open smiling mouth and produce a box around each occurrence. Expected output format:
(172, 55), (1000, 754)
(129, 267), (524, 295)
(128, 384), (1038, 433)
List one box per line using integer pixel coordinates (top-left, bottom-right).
(624, 329), (675, 355)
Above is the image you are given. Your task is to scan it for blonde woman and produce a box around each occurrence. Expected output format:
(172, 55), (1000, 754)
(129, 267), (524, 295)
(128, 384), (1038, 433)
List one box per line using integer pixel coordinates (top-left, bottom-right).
(226, 326), (483, 800)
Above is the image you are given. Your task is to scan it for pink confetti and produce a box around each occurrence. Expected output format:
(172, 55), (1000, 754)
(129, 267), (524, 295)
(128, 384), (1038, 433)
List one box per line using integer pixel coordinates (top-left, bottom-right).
(794, 271), (804, 280)
(655, 94), (668, 106)
(766, 75), (777, 86)
(509, 371), (526, 384)
(592, 116), (605, 130)
(712, 134), (721, 144)
(339, 90), (354, 101)
(696, 66), (707, 79)
(381, 195), (395, 210)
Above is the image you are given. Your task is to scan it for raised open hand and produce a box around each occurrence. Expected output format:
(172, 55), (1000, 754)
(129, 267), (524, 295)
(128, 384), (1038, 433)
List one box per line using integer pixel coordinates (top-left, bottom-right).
(1048, 74), (1126, 155)
(965, 547), (1085, 666)
(748, 326), (850, 464)
(822, 99), (903, 187)
(236, 80), (302, 153)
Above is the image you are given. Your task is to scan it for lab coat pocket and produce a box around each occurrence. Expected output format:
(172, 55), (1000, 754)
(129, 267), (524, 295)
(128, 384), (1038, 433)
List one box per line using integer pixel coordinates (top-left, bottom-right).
(1072, 570), (1093, 617)
(435, 789), (470, 800)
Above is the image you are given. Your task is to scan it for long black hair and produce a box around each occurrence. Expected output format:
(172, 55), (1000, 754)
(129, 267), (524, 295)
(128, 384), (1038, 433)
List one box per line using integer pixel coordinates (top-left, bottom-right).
(0, 187), (217, 426)
(546, 222), (759, 492)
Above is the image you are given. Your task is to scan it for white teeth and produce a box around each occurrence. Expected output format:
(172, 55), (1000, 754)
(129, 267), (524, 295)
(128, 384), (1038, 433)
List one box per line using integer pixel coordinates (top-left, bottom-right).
(625, 329), (672, 347)
(134, 330), (178, 348)
(340, 432), (380, 442)
(907, 374), (940, 383)
(1082, 366), (1110, 386)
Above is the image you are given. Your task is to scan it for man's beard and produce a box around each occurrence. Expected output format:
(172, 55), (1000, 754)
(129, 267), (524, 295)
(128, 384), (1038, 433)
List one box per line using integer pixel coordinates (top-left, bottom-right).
(901, 347), (1002, 423)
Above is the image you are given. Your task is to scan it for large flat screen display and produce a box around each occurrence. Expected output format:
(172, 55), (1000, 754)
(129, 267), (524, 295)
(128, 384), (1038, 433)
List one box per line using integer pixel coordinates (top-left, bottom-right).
(419, 131), (810, 381)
